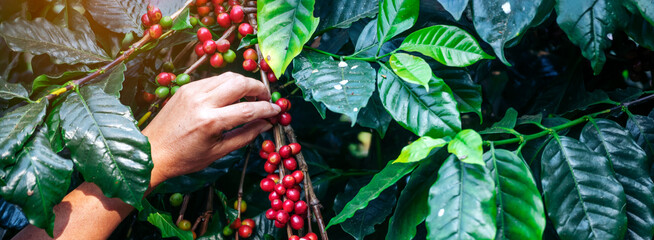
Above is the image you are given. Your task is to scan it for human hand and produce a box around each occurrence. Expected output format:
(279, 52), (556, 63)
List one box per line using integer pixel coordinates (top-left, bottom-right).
(142, 72), (280, 185)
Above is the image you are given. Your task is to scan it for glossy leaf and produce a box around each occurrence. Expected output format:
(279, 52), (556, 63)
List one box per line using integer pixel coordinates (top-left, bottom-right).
(60, 86), (152, 209)
(356, 91), (392, 138)
(484, 147), (545, 240)
(0, 77), (28, 101)
(439, 69), (482, 120)
(625, 14), (654, 50)
(480, 108), (518, 134)
(292, 52), (376, 125)
(399, 25), (493, 67)
(627, 114), (654, 161)
(0, 198), (28, 229)
(171, 8), (193, 31)
(237, 34), (258, 51)
(472, 0), (543, 65)
(87, 63), (126, 97)
(555, 0), (627, 74)
(326, 161), (418, 228)
(627, 0), (654, 25)
(437, 0), (469, 20)
(0, 18), (110, 65)
(378, 65), (461, 138)
(0, 101), (48, 167)
(393, 137), (448, 163)
(31, 71), (88, 96)
(448, 129), (483, 165)
(377, 0), (419, 49)
(83, 0), (146, 34)
(147, 212), (194, 240)
(541, 135), (627, 239)
(389, 53), (432, 90)
(581, 119), (654, 239)
(1, 128), (73, 236)
(316, 0), (378, 31)
(257, 0), (320, 77)
(426, 155), (496, 239)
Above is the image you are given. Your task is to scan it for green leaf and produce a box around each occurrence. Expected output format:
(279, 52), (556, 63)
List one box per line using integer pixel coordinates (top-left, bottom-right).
(0, 18), (111, 65)
(393, 137), (448, 163)
(60, 86), (152, 210)
(426, 155), (496, 239)
(581, 119), (654, 240)
(257, 0), (320, 77)
(541, 135), (627, 239)
(316, 0), (378, 31)
(1, 127), (73, 236)
(45, 103), (64, 153)
(625, 14), (654, 50)
(0, 101), (49, 167)
(83, 0), (146, 34)
(31, 71), (88, 96)
(399, 25), (493, 67)
(480, 108), (518, 134)
(291, 52), (377, 125)
(484, 147), (545, 240)
(472, 0), (544, 65)
(439, 69), (482, 120)
(147, 212), (194, 240)
(0, 77), (29, 101)
(237, 34), (258, 51)
(555, 0), (627, 74)
(378, 65), (461, 138)
(326, 161), (418, 228)
(356, 91), (392, 138)
(171, 8), (193, 31)
(333, 177), (397, 240)
(627, 114), (654, 161)
(377, 0), (419, 50)
(387, 151), (447, 240)
(87, 63), (126, 97)
(626, 0), (654, 26)
(437, 0), (469, 20)
(389, 53), (432, 90)
(448, 129), (483, 165)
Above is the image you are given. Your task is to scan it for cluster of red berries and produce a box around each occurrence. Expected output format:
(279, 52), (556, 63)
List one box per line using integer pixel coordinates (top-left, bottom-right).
(195, 27), (238, 68)
(190, 0), (248, 28)
(142, 72), (192, 104)
(258, 56), (278, 82)
(270, 97), (292, 126)
(141, 5), (172, 39)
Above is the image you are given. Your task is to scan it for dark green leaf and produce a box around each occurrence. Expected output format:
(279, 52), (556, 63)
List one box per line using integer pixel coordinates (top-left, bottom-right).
(480, 108), (518, 134)
(389, 53), (432, 90)
(171, 8), (192, 31)
(60, 86), (152, 209)
(627, 0), (654, 25)
(377, 0), (419, 49)
(541, 135), (627, 239)
(257, 0), (319, 77)
(333, 177), (397, 239)
(472, 0), (544, 65)
(581, 119), (654, 240)
(326, 161), (418, 228)
(448, 129), (483, 165)
(426, 155), (496, 239)
(316, 0), (378, 31)
(1, 127), (73, 236)
(437, 0), (469, 20)
(0, 77), (29, 100)
(378, 65), (461, 138)
(353, 19), (378, 57)
(292, 52), (376, 125)
(439, 69), (482, 120)
(147, 211), (194, 240)
(393, 136), (448, 163)
(46, 104), (64, 153)
(0, 18), (111, 65)
(625, 14), (654, 50)
(555, 0), (627, 74)
(0, 198), (28, 229)
(0, 101), (48, 167)
(517, 113), (543, 126)
(356, 91), (392, 138)
(87, 63), (126, 97)
(31, 71), (88, 96)
(237, 34), (258, 51)
(627, 114), (654, 161)
(399, 25), (493, 67)
(484, 147), (545, 240)
(83, 0), (146, 34)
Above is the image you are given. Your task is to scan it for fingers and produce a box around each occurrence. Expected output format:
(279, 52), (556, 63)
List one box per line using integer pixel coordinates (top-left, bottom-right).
(213, 119), (273, 154)
(208, 75), (270, 106)
(211, 101), (281, 132)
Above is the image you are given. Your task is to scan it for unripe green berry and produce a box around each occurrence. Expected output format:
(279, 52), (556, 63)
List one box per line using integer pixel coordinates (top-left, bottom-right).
(271, 92), (281, 103)
(190, 17), (198, 26)
(160, 16), (173, 28)
(169, 193), (183, 207)
(176, 73), (191, 85)
(171, 86), (180, 95)
(163, 62), (175, 72)
(155, 86), (170, 98)
(223, 226), (234, 236)
(223, 49), (236, 63)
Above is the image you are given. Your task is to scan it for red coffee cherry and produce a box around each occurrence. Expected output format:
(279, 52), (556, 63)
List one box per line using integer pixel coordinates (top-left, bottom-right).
(228, 0), (240, 6)
(267, 71), (277, 83)
(278, 112), (292, 126)
(290, 214), (304, 230)
(210, 53), (224, 68)
(271, 199), (283, 210)
(283, 157), (297, 171)
(276, 210), (289, 224)
(214, 4), (225, 13)
(291, 170), (304, 183)
(197, 6), (211, 17)
(156, 72), (174, 86)
(286, 188), (300, 202)
(141, 14), (152, 26)
(261, 140), (275, 153)
(203, 40), (217, 54)
(289, 143), (301, 155)
(260, 59), (271, 72)
(268, 191), (281, 201)
(147, 6), (162, 24)
(149, 24), (163, 39)
(305, 233), (318, 240)
(259, 149), (269, 159)
(201, 16), (215, 26)
(196, 0), (208, 6)
(230, 218), (242, 229)
(279, 145), (292, 158)
(241, 219), (255, 228)
(243, 48), (258, 61)
(197, 27), (212, 42)
(267, 173), (280, 183)
(274, 184), (286, 195)
(194, 43), (205, 56)
(238, 23), (254, 36)
(217, 12), (231, 28)
(275, 98), (291, 112)
(282, 199), (295, 213)
(142, 91), (156, 103)
(243, 59), (257, 72)
(289, 235), (300, 240)
(282, 175), (296, 188)
(264, 161), (277, 173)
(238, 225), (252, 238)
(274, 220), (285, 228)
(260, 178), (275, 192)
(294, 200), (308, 215)
(267, 152), (281, 165)
(230, 5), (244, 23)
(266, 208), (276, 220)
(216, 39), (231, 53)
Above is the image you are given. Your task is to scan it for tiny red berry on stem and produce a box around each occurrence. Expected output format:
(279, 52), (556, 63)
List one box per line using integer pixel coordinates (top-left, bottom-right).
(259, 149), (269, 159)
(289, 143), (301, 155)
(230, 5), (244, 23)
(283, 157), (297, 171)
(291, 170), (304, 183)
(260, 178), (275, 192)
(305, 233), (318, 240)
(241, 219), (255, 228)
(203, 40), (217, 54)
(267, 71), (277, 82)
(276, 210), (289, 224)
(290, 214), (304, 230)
(215, 5), (225, 13)
(271, 198), (283, 210)
(141, 14), (152, 26)
(279, 145), (292, 158)
(289, 235), (300, 240)
(230, 218), (242, 229)
(197, 6), (211, 17)
(201, 16), (215, 26)
(156, 72), (173, 86)
(261, 140), (275, 153)
(260, 59), (271, 72)
(194, 43), (205, 56)
(215, 39), (231, 53)
(142, 92), (156, 103)
(274, 220), (285, 228)
(147, 6), (162, 24)
(274, 184), (286, 195)
(264, 161), (277, 173)
(286, 188), (300, 201)
(243, 48), (258, 61)
(196, 0), (208, 6)
(238, 23), (253, 36)
(149, 24), (163, 39)
(282, 175), (296, 188)
(210, 53), (224, 68)
(216, 12), (231, 28)
(243, 59), (257, 72)
(279, 112), (292, 126)
(276, 98), (291, 112)
(238, 225), (252, 238)
(211, 0), (223, 5)
(267, 152), (281, 165)
(269, 191), (280, 201)
(197, 27), (212, 42)
(282, 199), (295, 212)
(266, 208), (276, 220)
(267, 173), (280, 183)
(294, 200), (308, 215)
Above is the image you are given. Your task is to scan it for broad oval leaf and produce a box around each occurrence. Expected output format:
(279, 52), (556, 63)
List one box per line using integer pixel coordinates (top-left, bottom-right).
(581, 119), (654, 240)
(426, 155), (496, 239)
(541, 135), (627, 239)
(627, 114), (654, 161)
(472, 0), (543, 65)
(378, 65), (461, 138)
(60, 86), (152, 209)
(448, 129), (483, 165)
(83, 0), (146, 34)
(389, 53), (432, 90)
(555, 0), (627, 74)
(316, 0), (378, 31)
(439, 69), (482, 120)
(147, 211), (194, 240)
(292, 52), (376, 124)
(0, 77), (29, 101)
(377, 0), (419, 50)
(1, 127), (73, 236)
(0, 101), (48, 166)
(484, 147), (545, 240)
(257, 0), (320, 77)
(399, 25), (493, 67)
(0, 18), (110, 65)
(437, 0), (469, 20)
(326, 161), (418, 228)
(393, 136), (448, 163)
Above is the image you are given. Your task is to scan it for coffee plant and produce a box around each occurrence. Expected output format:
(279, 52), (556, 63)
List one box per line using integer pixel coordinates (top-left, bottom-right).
(1, 0), (654, 239)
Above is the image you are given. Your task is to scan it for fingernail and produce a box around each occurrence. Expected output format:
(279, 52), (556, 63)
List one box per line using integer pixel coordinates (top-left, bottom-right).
(271, 102), (281, 112)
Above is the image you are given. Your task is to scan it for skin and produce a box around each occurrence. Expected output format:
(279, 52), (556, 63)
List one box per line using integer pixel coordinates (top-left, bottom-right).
(13, 72), (281, 239)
